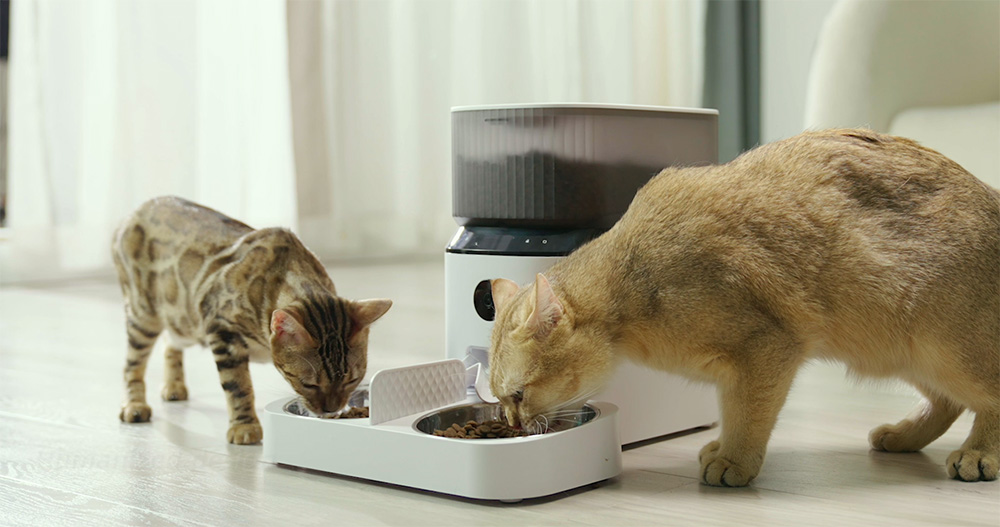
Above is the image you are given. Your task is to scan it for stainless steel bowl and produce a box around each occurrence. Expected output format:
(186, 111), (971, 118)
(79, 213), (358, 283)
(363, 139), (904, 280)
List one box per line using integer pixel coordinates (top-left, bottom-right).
(414, 403), (598, 437)
(283, 386), (370, 418)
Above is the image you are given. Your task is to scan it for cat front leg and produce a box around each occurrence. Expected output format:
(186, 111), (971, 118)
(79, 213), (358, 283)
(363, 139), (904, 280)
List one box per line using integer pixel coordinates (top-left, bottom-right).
(699, 342), (802, 487)
(119, 315), (162, 423)
(207, 331), (262, 445)
(160, 345), (189, 401)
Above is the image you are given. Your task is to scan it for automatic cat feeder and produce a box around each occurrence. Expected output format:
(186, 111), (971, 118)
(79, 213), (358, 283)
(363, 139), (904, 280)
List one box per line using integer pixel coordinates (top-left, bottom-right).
(446, 104), (720, 446)
(264, 104), (720, 501)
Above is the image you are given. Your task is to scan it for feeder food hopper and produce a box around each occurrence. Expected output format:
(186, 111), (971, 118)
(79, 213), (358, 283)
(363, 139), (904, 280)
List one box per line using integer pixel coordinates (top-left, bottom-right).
(264, 104), (720, 501)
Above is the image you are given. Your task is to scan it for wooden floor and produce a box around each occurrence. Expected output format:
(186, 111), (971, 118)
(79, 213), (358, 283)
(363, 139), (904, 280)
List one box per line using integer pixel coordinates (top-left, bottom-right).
(1, 259), (997, 526)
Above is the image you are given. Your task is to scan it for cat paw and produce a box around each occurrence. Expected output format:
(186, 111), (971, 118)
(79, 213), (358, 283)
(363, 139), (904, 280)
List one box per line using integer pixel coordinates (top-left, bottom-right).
(699, 440), (721, 464)
(698, 441), (757, 487)
(869, 422), (921, 452)
(119, 402), (152, 423)
(160, 382), (189, 402)
(227, 423), (263, 445)
(946, 449), (999, 482)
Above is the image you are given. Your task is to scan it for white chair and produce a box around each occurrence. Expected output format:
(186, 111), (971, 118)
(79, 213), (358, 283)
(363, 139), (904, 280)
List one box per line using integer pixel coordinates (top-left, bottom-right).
(804, 0), (1000, 188)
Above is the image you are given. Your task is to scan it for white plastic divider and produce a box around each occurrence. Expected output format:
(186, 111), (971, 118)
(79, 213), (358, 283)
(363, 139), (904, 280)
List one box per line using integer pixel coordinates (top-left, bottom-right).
(368, 359), (467, 425)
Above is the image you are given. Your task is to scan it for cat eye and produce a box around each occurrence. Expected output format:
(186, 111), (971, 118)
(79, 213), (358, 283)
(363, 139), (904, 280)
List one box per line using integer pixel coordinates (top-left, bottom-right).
(301, 382), (320, 391)
(512, 390), (524, 404)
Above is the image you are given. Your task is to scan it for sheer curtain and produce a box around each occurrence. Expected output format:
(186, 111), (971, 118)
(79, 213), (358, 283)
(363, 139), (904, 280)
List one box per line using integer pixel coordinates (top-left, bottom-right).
(1, 0), (297, 283)
(287, 0), (706, 260)
(2, 0), (706, 283)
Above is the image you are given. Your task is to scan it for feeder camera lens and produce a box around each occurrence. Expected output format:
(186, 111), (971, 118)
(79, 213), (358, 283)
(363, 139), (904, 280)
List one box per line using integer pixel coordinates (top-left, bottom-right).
(473, 280), (496, 321)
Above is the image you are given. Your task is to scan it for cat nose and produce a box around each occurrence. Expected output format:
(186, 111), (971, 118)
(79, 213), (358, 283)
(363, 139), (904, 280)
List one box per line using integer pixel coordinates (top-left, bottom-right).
(323, 392), (349, 413)
(504, 408), (522, 428)
(504, 391), (525, 427)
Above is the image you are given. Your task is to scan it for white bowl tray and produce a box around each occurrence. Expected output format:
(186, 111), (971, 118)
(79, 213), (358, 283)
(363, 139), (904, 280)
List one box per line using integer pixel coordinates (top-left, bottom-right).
(262, 359), (622, 501)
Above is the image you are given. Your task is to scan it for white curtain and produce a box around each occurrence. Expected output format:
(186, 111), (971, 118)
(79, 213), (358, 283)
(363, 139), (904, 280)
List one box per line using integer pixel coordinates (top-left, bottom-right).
(2, 0), (297, 283)
(287, 0), (706, 260)
(2, 0), (706, 283)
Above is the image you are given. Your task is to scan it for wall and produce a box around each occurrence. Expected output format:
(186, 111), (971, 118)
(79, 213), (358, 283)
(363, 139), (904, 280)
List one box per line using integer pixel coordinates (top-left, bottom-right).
(760, 0), (838, 144)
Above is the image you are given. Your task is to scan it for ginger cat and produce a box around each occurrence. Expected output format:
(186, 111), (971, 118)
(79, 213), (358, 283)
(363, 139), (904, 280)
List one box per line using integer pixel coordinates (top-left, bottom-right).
(113, 197), (391, 444)
(488, 129), (999, 486)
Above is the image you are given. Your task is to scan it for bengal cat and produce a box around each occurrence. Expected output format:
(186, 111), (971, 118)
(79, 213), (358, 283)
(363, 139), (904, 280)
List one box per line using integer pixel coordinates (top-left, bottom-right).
(113, 196), (391, 444)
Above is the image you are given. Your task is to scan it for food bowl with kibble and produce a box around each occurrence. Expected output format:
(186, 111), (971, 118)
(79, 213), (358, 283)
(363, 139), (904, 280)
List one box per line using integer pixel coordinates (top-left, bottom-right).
(263, 359), (621, 501)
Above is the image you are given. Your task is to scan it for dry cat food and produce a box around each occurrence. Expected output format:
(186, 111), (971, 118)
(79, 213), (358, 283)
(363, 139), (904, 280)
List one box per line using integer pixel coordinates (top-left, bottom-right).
(433, 419), (529, 439)
(320, 406), (369, 419)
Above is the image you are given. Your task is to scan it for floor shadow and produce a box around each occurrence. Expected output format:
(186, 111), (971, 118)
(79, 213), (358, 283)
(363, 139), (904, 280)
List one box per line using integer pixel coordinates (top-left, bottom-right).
(865, 449), (948, 481)
(269, 462), (620, 507)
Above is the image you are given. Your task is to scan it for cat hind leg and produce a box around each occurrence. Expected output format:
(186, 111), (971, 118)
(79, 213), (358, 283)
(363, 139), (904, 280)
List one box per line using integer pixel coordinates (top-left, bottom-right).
(946, 406), (999, 482)
(869, 385), (963, 453)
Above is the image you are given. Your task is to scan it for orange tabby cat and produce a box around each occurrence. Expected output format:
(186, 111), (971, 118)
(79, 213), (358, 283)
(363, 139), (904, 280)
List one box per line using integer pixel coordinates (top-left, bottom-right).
(488, 129), (999, 486)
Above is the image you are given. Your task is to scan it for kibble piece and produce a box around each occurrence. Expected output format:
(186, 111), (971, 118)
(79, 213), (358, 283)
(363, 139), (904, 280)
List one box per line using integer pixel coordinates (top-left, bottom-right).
(321, 406), (370, 419)
(432, 419), (530, 439)
(339, 406), (369, 418)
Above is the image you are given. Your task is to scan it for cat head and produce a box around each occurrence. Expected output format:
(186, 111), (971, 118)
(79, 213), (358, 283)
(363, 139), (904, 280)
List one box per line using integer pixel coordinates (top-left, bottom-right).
(488, 274), (616, 431)
(269, 297), (392, 415)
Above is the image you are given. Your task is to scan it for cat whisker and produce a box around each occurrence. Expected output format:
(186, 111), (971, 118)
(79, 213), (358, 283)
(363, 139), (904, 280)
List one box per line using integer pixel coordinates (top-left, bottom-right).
(527, 415), (549, 435)
(545, 407), (592, 415)
(524, 389), (600, 433)
(538, 413), (584, 421)
(553, 388), (600, 414)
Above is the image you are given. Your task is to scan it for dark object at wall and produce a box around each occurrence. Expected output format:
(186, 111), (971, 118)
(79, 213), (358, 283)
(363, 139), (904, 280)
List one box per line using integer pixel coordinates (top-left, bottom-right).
(703, 0), (760, 162)
(1, 0), (8, 59)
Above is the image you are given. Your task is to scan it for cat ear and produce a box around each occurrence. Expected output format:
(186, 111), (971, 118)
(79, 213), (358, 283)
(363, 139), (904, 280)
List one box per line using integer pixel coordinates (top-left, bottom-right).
(490, 278), (520, 312)
(528, 273), (564, 337)
(270, 309), (317, 349)
(350, 298), (393, 328)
